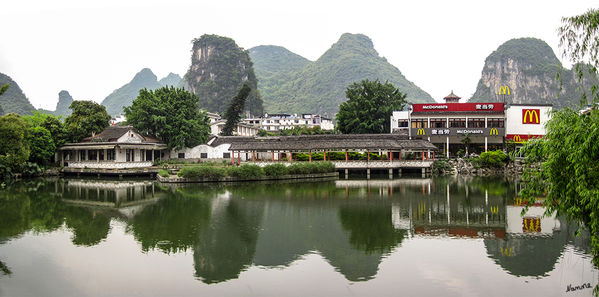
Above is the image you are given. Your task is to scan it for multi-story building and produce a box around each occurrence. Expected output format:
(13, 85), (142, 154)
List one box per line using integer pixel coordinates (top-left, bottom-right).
(390, 91), (552, 157)
(242, 113), (334, 132)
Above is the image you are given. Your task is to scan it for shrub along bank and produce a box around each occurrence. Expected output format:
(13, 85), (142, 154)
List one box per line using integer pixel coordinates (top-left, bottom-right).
(176, 162), (336, 180)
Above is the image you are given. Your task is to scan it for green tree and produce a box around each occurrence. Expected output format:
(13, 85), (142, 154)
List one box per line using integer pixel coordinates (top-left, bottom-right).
(559, 8), (599, 106)
(461, 133), (472, 156)
(26, 126), (55, 165)
(64, 101), (111, 142)
(41, 115), (68, 147)
(336, 79), (407, 134)
(124, 86), (210, 150)
(221, 84), (251, 136)
(0, 84), (8, 96)
(0, 113), (30, 171)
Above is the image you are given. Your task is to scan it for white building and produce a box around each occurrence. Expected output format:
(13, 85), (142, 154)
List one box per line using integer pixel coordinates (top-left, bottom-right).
(242, 113), (334, 132)
(210, 120), (259, 136)
(505, 104), (552, 144)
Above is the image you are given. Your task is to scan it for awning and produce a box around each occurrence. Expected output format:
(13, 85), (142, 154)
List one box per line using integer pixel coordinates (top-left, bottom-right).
(59, 145), (117, 150)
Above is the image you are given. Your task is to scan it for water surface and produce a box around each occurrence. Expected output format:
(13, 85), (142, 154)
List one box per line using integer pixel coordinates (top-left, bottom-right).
(0, 177), (596, 297)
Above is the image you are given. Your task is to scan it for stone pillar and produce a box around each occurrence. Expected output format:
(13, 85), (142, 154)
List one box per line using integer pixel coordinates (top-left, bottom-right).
(367, 168), (371, 180)
(231, 151), (234, 165)
(344, 169), (348, 180)
(398, 168), (402, 177)
(389, 168), (393, 179)
(447, 136), (450, 158)
(421, 167), (426, 178)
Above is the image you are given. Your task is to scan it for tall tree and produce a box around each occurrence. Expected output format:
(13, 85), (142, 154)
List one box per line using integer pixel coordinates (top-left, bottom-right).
(64, 101), (111, 142)
(124, 86), (210, 150)
(336, 79), (407, 134)
(521, 10), (599, 291)
(559, 8), (599, 106)
(0, 113), (30, 171)
(221, 84), (251, 136)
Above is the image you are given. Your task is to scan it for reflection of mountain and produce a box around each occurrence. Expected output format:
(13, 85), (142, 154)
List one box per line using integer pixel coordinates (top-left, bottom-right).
(193, 198), (264, 284)
(484, 216), (568, 277)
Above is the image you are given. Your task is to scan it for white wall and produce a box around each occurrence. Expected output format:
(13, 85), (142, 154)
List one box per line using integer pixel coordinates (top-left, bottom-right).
(171, 144), (233, 160)
(390, 111), (409, 131)
(117, 130), (144, 143)
(506, 205), (559, 235)
(505, 105), (552, 136)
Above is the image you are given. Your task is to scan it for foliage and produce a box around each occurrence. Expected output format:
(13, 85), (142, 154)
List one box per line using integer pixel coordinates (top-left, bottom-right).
(262, 163), (288, 177)
(519, 108), (599, 276)
(478, 150), (508, 168)
(124, 86), (210, 150)
(158, 169), (170, 178)
(65, 101), (111, 142)
(186, 34), (263, 116)
(294, 151), (381, 161)
(178, 165), (226, 179)
(227, 164), (264, 179)
(0, 113), (30, 172)
(41, 115), (68, 147)
(221, 84), (251, 136)
(336, 79), (407, 134)
(279, 126), (333, 136)
(21, 162), (42, 177)
(559, 8), (599, 106)
(26, 126), (55, 165)
(461, 133), (472, 156)
(0, 73), (35, 115)
(256, 33), (433, 115)
(287, 162), (335, 174)
(0, 84), (8, 96)
(432, 159), (452, 174)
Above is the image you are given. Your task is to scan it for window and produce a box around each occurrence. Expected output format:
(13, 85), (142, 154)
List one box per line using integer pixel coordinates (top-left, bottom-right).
(398, 120), (408, 127)
(411, 119), (428, 128)
(146, 150), (153, 161)
(430, 118), (446, 128)
(80, 150), (86, 161)
(99, 150), (105, 161)
(467, 118), (485, 128)
(126, 149), (135, 162)
(200, 153), (208, 159)
(107, 149), (115, 161)
(88, 150), (97, 161)
(449, 118), (466, 128)
(223, 152), (231, 159)
(178, 153), (185, 159)
(488, 118), (505, 128)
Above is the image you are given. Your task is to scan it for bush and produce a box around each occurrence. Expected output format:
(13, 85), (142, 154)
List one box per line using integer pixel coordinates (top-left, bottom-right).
(158, 169), (169, 178)
(263, 163), (288, 177)
(21, 162), (42, 177)
(288, 162), (335, 174)
(227, 164), (264, 179)
(178, 165), (226, 179)
(479, 150), (508, 168)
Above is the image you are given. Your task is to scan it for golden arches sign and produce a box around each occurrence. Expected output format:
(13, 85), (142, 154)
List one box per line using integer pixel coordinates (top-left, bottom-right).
(523, 109), (540, 124)
(490, 128), (499, 136)
(499, 86), (510, 95)
(513, 135), (523, 143)
(417, 128), (425, 136)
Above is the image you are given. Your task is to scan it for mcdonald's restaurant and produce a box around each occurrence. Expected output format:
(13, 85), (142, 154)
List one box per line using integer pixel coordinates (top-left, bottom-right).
(390, 91), (552, 158)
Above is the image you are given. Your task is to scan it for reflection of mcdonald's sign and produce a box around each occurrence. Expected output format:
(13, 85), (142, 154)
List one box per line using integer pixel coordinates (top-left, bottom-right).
(502, 247), (513, 257)
(499, 85), (510, 95)
(490, 206), (499, 214)
(490, 128), (499, 136)
(417, 128), (425, 136)
(522, 109), (540, 124)
(522, 217), (541, 233)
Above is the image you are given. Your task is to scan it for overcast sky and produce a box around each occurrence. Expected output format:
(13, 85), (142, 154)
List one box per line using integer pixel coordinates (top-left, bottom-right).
(0, 0), (596, 110)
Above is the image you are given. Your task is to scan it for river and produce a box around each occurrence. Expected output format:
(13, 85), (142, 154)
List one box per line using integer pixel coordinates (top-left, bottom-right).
(0, 177), (596, 297)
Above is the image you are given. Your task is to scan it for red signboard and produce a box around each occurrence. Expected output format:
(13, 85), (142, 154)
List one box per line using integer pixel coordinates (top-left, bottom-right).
(412, 103), (504, 113)
(506, 134), (544, 143)
(522, 109), (540, 124)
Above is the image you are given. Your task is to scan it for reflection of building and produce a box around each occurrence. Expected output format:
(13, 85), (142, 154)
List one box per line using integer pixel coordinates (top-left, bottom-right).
(58, 126), (167, 169)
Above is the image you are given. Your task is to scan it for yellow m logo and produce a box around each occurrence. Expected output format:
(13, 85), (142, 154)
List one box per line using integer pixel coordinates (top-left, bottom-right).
(513, 135), (522, 143)
(499, 86), (510, 95)
(523, 109), (540, 124)
(417, 128), (425, 136)
(490, 128), (498, 136)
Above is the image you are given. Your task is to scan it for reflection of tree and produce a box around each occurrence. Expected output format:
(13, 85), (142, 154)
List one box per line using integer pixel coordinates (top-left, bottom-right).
(64, 206), (110, 246)
(0, 259), (11, 275)
(193, 198), (263, 284)
(127, 195), (211, 254)
(338, 203), (407, 254)
(484, 218), (568, 277)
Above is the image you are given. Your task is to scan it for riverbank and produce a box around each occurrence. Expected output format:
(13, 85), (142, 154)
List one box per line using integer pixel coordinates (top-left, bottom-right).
(157, 171), (339, 183)
(432, 158), (524, 176)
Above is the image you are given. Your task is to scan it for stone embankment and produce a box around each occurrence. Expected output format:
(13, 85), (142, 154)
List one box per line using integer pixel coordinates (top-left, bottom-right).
(433, 158), (525, 176)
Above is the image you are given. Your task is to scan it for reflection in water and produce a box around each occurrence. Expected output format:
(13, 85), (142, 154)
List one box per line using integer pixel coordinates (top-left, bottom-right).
(0, 177), (596, 295)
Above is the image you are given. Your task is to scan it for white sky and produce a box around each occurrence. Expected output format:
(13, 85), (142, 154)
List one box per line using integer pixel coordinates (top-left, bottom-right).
(0, 0), (596, 110)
